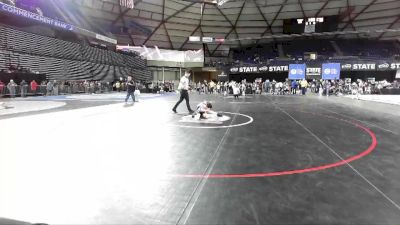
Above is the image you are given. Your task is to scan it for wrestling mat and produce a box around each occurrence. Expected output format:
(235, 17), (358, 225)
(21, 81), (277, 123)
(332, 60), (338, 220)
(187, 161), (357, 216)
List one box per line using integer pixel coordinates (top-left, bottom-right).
(179, 113), (231, 124)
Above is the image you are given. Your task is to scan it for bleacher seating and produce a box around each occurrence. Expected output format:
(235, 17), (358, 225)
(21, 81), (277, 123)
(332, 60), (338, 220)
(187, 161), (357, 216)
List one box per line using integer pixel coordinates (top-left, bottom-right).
(337, 39), (399, 59)
(282, 39), (335, 58)
(0, 25), (151, 81)
(233, 45), (279, 64)
(231, 38), (400, 65)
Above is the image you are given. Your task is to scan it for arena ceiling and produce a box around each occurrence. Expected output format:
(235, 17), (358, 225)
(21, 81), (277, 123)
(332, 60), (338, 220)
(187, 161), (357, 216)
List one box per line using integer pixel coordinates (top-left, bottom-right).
(72, 0), (400, 56)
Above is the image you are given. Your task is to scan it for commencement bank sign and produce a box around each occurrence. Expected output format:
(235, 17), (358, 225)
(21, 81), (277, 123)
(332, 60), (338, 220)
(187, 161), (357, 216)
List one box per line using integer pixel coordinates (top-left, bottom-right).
(0, 2), (74, 31)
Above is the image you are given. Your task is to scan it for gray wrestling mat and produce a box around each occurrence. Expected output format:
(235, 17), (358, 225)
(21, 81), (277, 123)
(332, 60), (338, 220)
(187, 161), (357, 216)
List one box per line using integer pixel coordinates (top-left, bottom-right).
(179, 113), (231, 124)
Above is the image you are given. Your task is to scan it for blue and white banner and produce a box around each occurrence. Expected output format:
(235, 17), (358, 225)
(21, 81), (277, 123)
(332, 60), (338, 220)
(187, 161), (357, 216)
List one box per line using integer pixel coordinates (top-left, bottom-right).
(288, 64), (306, 80)
(0, 2), (74, 31)
(322, 63), (341, 80)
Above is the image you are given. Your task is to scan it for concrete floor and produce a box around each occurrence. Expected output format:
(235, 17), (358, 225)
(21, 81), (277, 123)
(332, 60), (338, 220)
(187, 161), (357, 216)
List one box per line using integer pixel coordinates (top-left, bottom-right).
(0, 93), (400, 225)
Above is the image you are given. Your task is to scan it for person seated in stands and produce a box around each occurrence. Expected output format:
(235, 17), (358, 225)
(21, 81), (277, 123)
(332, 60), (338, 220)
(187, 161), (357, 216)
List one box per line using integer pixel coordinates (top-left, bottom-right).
(192, 101), (213, 119)
(9, 65), (17, 72)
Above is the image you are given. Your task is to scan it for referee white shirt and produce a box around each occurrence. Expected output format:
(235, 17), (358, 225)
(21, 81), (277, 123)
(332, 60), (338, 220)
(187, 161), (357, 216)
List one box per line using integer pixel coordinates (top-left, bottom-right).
(178, 75), (189, 90)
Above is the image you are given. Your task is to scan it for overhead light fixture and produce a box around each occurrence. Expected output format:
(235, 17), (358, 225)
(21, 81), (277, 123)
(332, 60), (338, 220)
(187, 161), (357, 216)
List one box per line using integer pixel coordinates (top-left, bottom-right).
(202, 37), (214, 43)
(189, 36), (201, 42)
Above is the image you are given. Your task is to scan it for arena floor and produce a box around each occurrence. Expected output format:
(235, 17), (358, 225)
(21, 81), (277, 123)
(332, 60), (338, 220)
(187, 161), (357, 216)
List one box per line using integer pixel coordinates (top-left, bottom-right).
(1, 93), (400, 225)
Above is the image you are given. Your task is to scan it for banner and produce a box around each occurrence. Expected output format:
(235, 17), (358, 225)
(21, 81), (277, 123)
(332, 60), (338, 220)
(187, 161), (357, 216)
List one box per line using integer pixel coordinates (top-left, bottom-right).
(229, 66), (258, 73)
(341, 63), (376, 71)
(231, 65), (288, 73)
(322, 63), (341, 80)
(376, 62), (400, 71)
(268, 65), (289, 72)
(0, 2), (73, 31)
(391, 63), (400, 70)
(306, 67), (321, 76)
(229, 61), (400, 74)
(117, 45), (204, 63)
(289, 64), (306, 80)
(377, 62), (390, 71)
(239, 66), (258, 73)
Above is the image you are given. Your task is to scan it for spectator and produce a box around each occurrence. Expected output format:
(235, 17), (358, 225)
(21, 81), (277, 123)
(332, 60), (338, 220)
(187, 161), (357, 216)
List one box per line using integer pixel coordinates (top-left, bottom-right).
(53, 81), (59, 95)
(7, 80), (17, 98)
(89, 81), (95, 94)
(46, 80), (53, 96)
(84, 80), (90, 93)
(30, 80), (38, 94)
(291, 80), (298, 95)
(134, 81), (140, 102)
(0, 80), (4, 96)
(115, 81), (121, 92)
(125, 76), (136, 104)
(20, 80), (28, 97)
(300, 79), (308, 95)
(271, 80), (276, 95)
(264, 79), (270, 94)
(233, 83), (240, 99)
(40, 81), (46, 95)
(209, 80), (216, 94)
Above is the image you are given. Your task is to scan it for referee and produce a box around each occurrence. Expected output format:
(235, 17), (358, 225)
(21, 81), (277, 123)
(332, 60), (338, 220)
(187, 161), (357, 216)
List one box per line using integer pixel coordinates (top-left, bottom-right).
(172, 70), (194, 114)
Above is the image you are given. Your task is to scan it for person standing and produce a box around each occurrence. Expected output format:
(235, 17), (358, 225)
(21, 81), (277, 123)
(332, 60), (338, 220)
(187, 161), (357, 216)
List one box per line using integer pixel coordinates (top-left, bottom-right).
(271, 79), (276, 95)
(20, 80), (27, 97)
(264, 79), (270, 94)
(291, 80), (297, 95)
(30, 80), (38, 95)
(115, 81), (121, 92)
(300, 79), (308, 95)
(7, 80), (16, 98)
(53, 80), (59, 96)
(125, 76), (136, 104)
(0, 80), (4, 97)
(134, 81), (140, 102)
(46, 80), (53, 96)
(172, 70), (194, 114)
(233, 83), (240, 99)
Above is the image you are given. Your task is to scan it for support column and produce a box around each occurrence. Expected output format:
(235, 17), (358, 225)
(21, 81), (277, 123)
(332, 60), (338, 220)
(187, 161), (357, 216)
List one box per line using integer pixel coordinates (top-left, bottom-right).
(162, 67), (165, 83)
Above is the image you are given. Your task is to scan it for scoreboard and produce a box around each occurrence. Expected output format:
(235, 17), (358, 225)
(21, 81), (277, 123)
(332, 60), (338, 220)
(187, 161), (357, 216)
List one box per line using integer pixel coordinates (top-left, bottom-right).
(283, 15), (339, 34)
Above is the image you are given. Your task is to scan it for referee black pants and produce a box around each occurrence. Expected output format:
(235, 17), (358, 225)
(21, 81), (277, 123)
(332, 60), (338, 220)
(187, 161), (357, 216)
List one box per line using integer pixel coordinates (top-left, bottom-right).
(173, 90), (192, 112)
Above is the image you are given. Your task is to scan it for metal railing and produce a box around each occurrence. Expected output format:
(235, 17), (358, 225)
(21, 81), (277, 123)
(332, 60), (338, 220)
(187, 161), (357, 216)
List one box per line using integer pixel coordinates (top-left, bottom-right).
(0, 83), (114, 98)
